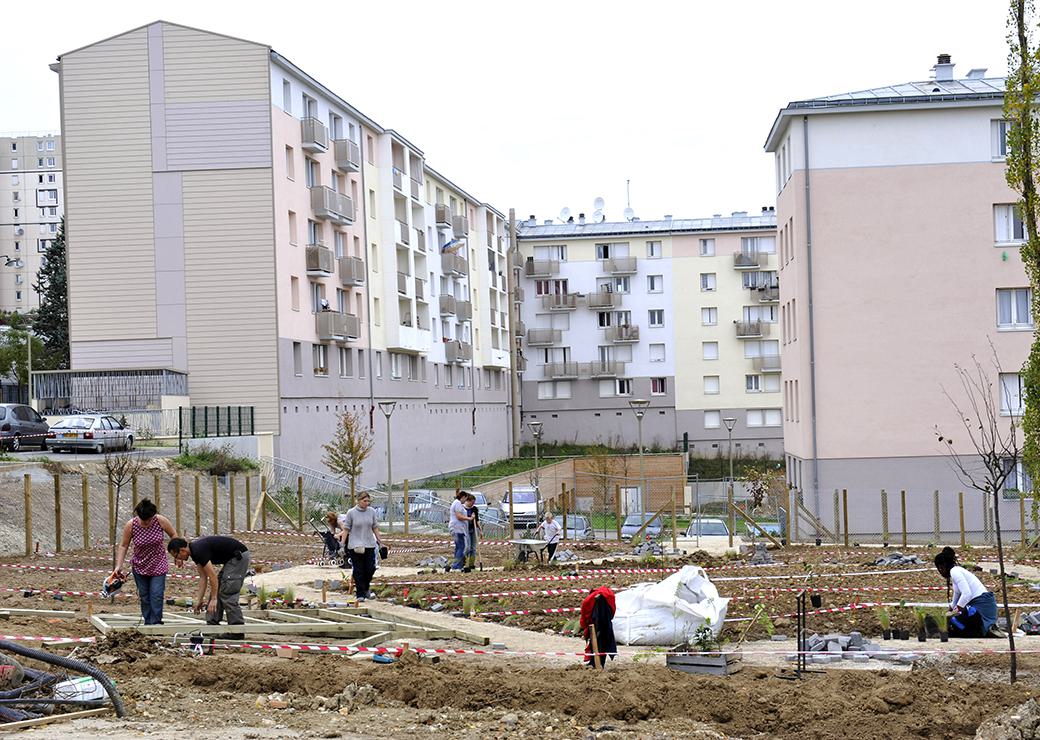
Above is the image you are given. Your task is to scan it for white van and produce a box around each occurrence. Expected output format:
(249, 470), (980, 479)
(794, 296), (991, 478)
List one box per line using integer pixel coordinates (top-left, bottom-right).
(500, 485), (541, 529)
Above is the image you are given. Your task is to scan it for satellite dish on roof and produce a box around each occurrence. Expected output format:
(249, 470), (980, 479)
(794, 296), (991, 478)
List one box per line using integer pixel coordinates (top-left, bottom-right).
(623, 207), (635, 221)
(559, 207), (571, 223)
(592, 209), (605, 223)
(593, 196), (605, 211)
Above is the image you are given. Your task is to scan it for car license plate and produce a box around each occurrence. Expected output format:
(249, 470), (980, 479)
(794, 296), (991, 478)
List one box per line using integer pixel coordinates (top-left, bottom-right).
(63, 433), (77, 438)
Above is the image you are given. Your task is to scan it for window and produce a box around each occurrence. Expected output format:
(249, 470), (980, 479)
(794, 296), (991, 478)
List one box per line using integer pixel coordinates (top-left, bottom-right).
(390, 353), (403, 379)
(282, 80), (292, 112)
(292, 342), (303, 376)
(8, 143), (14, 152)
(310, 281), (324, 313)
(747, 408), (783, 427)
(1000, 372), (1025, 415)
(646, 240), (661, 258)
(597, 311), (612, 328)
(651, 378), (666, 395)
(537, 381), (572, 399)
(305, 158), (319, 188)
(995, 204), (1027, 244)
(993, 119), (1009, 159)
(699, 238), (715, 256)
(339, 347), (353, 377)
(534, 244), (567, 261)
(47, 174), (55, 183)
(700, 273), (717, 291)
(36, 141), (44, 152)
(746, 374), (762, 392)
(702, 342), (719, 360)
(701, 307), (718, 326)
(10, 159), (17, 169)
(284, 146), (295, 179)
(46, 140), (54, 151)
(648, 309), (664, 327)
(373, 297), (381, 325)
(313, 344), (329, 376)
(47, 157), (55, 168)
(595, 243), (611, 260)
(1004, 460), (1034, 495)
(647, 275), (663, 293)
(358, 349), (366, 378)
(763, 375), (781, 392)
(704, 376), (720, 394)
(613, 276), (630, 294)
(375, 351), (383, 378)
(704, 410), (721, 429)
(290, 277), (300, 310)
(288, 211), (298, 245)
(742, 235), (776, 254)
(307, 219), (320, 246)
(302, 93), (317, 118)
(649, 343), (665, 362)
(997, 288), (1032, 329)
(616, 378), (632, 396)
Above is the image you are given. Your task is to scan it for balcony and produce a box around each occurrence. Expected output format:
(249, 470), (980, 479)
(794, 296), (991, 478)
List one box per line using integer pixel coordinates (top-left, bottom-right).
(733, 251), (761, 269)
(527, 328), (561, 346)
(439, 294), (457, 315)
(396, 220), (410, 245)
(392, 168), (404, 192)
(441, 251), (467, 275)
(414, 229), (426, 252)
(301, 117), (328, 153)
(525, 257), (559, 277)
(512, 251), (524, 269)
(316, 311), (360, 342)
(513, 285), (525, 302)
(455, 300), (472, 321)
(605, 324), (639, 343)
(310, 186), (355, 225)
(305, 244), (334, 275)
(444, 339), (472, 363)
(754, 285), (780, 303)
(541, 293), (579, 311)
(514, 318), (526, 335)
(546, 361), (579, 379)
(603, 256), (637, 275)
(338, 256), (365, 286)
(486, 232), (494, 248)
(583, 360), (625, 378)
(415, 277), (425, 301)
(586, 290), (621, 309)
(735, 320), (771, 338)
(397, 271), (409, 295)
(516, 355), (528, 372)
(452, 214), (469, 235)
(752, 355), (782, 373)
(435, 204), (451, 226)
(333, 139), (360, 172)
(410, 177), (421, 201)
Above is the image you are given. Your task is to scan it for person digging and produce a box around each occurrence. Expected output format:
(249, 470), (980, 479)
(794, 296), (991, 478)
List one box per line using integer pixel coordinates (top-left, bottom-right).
(168, 535), (251, 640)
(934, 546), (1003, 638)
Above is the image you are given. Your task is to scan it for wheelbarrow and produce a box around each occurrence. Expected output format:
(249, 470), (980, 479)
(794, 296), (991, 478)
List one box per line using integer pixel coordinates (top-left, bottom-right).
(511, 538), (550, 563)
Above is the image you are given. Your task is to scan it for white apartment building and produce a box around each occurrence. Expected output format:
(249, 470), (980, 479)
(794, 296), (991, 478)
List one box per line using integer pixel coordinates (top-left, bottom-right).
(516, 211), (782, 456)
(49, 21), (513, 484)
(0, 133), (62, 311)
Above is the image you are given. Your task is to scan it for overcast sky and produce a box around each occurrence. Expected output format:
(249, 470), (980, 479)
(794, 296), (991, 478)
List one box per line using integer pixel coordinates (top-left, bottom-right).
(1, 1), (1011, 222)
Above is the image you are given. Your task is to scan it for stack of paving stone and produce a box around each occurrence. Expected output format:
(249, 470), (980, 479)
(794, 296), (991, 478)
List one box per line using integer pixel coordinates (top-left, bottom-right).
(786, 631), (921, 665)
(870, 552), (926, 567)
(633, 541), (665, 556)
(418, 555), (450, 569)
(748, 543), (774, 565)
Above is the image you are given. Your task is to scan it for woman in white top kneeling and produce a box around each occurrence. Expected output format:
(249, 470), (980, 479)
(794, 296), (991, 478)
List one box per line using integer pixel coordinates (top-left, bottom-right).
(934, 546), (1001, 638)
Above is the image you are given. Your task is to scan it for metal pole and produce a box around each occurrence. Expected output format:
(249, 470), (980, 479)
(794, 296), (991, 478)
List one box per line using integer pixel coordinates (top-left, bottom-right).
(695, 475), (701, 549)
(534, 436), (540, 490)
(638, 416), (645, 514)
(507, 208), (522, 457)
(386, 415), (393, 532)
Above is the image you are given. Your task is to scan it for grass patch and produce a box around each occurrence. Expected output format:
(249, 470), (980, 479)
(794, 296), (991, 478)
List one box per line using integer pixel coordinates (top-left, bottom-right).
(688, 452), (784, 480)
(417, 457), (543, 490)
(172, 443), (258, 476)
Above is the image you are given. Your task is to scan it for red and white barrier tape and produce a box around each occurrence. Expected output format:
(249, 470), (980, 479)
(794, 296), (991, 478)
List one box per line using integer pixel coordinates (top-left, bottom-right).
(713, 567), (934, 582)
(427, 587), (593, 602)
(0, 586), (133, 599)
(473, 606), (582, 617)
(0, 562), (196, 581)
(0, 635), (95, 644)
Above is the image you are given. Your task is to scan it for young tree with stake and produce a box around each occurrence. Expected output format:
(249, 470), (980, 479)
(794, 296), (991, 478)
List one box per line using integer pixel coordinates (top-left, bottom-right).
(322, 410), (374, 507)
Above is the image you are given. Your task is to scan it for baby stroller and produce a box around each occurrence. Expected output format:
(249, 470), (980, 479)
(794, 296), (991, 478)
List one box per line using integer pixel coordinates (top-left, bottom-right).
(309, 520), (343, 566)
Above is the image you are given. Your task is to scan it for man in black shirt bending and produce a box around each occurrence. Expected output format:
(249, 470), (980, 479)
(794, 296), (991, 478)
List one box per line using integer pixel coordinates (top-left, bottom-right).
(168, 536), (250, 638)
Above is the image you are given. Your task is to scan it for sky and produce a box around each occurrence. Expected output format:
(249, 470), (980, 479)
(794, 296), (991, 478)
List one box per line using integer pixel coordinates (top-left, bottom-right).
(0, 0), (1012, 223)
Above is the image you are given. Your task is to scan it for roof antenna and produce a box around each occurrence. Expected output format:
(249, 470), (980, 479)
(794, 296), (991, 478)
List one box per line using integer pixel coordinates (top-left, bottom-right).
(623, 179), (635, 221)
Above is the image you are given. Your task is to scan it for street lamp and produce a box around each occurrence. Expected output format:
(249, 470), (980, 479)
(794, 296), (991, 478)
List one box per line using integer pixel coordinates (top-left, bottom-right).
(628, 399), (650, 515)
(527, 421), (543, 490)
(723, 417), (737, 484)
(378, 401), (396, 530)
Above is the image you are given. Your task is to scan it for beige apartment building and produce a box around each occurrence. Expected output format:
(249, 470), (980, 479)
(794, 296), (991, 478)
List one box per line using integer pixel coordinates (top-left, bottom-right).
(0, 133), (62, 312)
(50, 21), (513, 484)
(766, 55), (1026, 533)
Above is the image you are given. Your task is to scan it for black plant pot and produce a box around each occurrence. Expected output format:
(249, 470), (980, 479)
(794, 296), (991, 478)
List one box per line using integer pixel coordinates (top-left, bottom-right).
(882, 629), (892, 640)
(815, 538), (822, 547)
(917, 631), (927, 642)
(939, 632), (949, 643)
(810, 594), (822, 608)
(901, 630), (911, 640)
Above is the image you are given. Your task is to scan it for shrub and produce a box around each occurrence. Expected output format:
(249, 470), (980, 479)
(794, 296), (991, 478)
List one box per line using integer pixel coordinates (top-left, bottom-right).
(172, 444), (258, 476)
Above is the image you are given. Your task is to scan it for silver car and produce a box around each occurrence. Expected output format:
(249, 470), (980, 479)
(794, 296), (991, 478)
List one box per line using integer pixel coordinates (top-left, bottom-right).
(0, 403), (50, 451)
(46, 415), (134, 453)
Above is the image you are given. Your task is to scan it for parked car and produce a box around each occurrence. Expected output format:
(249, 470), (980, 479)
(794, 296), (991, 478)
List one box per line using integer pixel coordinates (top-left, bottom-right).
(684, 517), (731, 538)
(469, 491), (491, 515)
(0, 403), (50, 451)
(46, 415), (134, 453)
(500, 485), (542, 528)
(676, 516), (743, 554)
(620, 513), (663, 541)
(563, 514), (595, 541)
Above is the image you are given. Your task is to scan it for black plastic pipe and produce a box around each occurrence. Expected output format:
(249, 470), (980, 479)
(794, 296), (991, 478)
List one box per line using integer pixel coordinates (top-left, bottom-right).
(0, 641), (125, 717)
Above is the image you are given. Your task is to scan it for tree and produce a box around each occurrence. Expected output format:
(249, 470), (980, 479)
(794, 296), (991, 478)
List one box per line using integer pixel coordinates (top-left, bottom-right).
(0, 326), (44, 388)
(935, 347), (1018, 683)
(321, 410), (373, 506)
(32, 217), (69, 370)
(102, 450), (144, 568)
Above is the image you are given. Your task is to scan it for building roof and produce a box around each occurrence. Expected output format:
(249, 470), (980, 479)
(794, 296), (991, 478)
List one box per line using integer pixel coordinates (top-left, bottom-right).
(517, 213), (776, 240)
(765, 73), (1007, 151)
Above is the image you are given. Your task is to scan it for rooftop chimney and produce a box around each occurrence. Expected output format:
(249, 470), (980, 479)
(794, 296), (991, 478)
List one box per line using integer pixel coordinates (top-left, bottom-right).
(932, 53), (954, 81)
(567, 216), (574, 223)
(528, 215), (536, 227)
(578, 213), (586, 225)
(966, 68), (988, 79)
(544, 219), (552, 225)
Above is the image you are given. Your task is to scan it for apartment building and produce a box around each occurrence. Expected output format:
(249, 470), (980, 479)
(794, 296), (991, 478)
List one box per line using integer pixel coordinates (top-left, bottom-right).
(0, 133), (62, 311)
(516, 212), (782, 456)
(765, 55), (1026, 530)
(51, 21), (512, 485)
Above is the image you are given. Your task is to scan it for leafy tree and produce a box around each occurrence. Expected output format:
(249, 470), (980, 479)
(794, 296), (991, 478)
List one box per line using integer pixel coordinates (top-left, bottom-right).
(32, 218), (69, 370)
(0, 327), (44, 388)
(321, 410), (373, 506)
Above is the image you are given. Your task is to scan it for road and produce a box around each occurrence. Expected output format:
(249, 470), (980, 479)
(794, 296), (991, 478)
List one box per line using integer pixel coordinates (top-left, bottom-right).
(2, 446), (179, 463)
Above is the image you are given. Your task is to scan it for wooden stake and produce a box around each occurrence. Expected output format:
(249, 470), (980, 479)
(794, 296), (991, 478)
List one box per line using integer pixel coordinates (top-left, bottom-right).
(229, 476), (236, 533)
(53, 474), (62, 553)
(174, 475), (182, 535)
(107, 478), (115, 546)
(561, 482), (568, 540)
(508, 481), (515, 538)
(132, 474), (138, 510)
(590, 618), (602, 670)
(23, 474), (31, 557)
(194, 475), (201, 537)
(1021, 494), (1027, 546)
(297, 476), (304, 531)
(958, 491), (966, 549)
(321, 581), (328, 605)
(671, 486), (677, 551)
(153, 472), (161, 510)
(349, 476), (356, 508)
(783, 492), (791, 546)
(842, 489), (849, 548)
(900, 490), (907, 549)
(615, 484), (622, 542)
(731, 503), (783, 548)
(81, 472), (89, 550)
(245, 476), (252, 532)
(261, 475), (268, 531)
(403, 479), (410, 534)
(212, 477), (219, 534)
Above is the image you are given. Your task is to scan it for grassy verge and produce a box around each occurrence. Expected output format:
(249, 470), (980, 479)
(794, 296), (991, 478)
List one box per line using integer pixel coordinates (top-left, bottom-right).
(418, 457), (542, 490)
(171, 443), (258, 476)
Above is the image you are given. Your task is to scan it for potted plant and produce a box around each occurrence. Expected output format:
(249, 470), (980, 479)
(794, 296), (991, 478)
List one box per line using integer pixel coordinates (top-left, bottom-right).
(930, 608), (949, 642)
(877, 607), (892, 640)
(914, 607), (928, 642)
(666, 619), (742, 676)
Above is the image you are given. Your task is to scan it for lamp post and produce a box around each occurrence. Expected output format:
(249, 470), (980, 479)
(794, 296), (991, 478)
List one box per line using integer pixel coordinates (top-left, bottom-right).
(723, 417), (737, 484)
(628, 399), (650, 515)
(527, 421), (543, 490)
(378, 400), (396, 531)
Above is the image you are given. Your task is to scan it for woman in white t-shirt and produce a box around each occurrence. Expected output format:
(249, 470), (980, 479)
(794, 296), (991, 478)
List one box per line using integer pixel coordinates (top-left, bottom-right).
(934, 546), (1000, 638)
(534, 513), (562, 562)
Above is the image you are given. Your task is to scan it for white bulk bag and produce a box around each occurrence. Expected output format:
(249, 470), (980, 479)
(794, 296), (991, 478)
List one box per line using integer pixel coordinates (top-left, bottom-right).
(612, 565), (729, 646)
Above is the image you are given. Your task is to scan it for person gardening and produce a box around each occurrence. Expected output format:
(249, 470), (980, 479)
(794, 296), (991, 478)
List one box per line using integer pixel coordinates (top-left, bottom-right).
(167, 535), (250, 639)
(110, 498), (177, 625)
(342, 492), (381, 601)
(448, 490), (472, 571)
(934, 546), (1002, 638)
(464, 493), (482, 572)
(534, 512), (562, 562)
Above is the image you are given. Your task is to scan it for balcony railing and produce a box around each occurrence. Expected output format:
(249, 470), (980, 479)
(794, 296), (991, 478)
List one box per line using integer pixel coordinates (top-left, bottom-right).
(301, 117), (328, 153)
(396, 220), (410, 245)
(310, 186), (355, 224)
(605, 324), (639, 343)
(414, 277), (425, 301)
(442, 252), (468, 275)
(603, 256), (637, 274)
(527, 328), (561, 345)
(410, 177), (421, 201)
(456, 300), (472, 321)
(516, 355), (528, 372)
(514, 318), (526, 335)
(316, 311), (360, 342)
(735, 320), (770, 338)
(439, 294), (457, 315)
(392, 168), (404, 192)
(397, 271), (409, 295)
(733, 251), (761, 269)
(546, 361), (579, 379)
(513, 285), (525, 302)
(525, 257), (560, 277)
(586, 290), (621, 309)
(512, 251), (524, 269)
(752, 355), (782, 373)
(414, 228), (426, 252)
(541, 293), (579, 310)
(435, 204), (451, 226)
(306, 244), (334, 275)
(333, 139), (360, 172)
(754, 285), (780, 303)
(583, 360), (626, 378)
(338, 256), (365, 286)
(452, 214), (469, 235)
(444, 339), (472, 363)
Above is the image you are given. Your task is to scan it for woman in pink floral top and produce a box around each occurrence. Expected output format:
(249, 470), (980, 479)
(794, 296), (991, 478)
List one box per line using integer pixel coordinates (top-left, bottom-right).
(111, 499), (177, 625)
